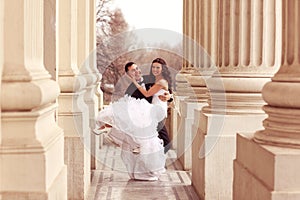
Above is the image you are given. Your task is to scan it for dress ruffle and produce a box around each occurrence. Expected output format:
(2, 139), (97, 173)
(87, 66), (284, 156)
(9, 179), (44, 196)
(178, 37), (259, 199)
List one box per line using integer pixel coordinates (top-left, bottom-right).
(97, 95), (165, 139)
(96, 93), (167, 180)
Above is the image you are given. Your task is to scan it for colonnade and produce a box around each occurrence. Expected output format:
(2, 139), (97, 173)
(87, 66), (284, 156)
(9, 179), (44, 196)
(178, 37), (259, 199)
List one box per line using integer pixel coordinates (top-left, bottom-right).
(2, 0), (300, 199)
(0, 1), (100, 199)
(178, 0), (284, 199)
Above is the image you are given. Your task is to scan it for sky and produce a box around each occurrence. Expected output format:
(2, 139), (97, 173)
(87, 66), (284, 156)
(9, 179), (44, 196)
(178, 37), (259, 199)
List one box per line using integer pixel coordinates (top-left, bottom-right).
(113, 0), (183, 46)
(113, 0), (182, 33)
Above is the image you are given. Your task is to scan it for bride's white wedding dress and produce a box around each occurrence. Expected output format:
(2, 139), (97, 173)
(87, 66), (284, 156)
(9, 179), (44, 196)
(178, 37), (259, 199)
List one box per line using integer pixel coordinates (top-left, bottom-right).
(96, 89), (168, 180)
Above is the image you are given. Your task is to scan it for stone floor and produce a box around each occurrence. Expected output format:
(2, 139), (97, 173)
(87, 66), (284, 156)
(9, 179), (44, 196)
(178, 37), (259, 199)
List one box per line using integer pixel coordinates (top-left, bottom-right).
(87, 142), (200, 200)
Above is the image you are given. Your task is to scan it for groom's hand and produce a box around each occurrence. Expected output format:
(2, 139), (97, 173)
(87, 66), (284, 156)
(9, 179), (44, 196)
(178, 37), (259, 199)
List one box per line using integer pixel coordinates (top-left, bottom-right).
(158, 91), (171, 102)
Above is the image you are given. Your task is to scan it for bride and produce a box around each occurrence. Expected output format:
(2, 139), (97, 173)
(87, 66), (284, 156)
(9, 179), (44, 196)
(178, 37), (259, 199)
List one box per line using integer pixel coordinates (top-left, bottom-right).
(96, 58), (172, 181)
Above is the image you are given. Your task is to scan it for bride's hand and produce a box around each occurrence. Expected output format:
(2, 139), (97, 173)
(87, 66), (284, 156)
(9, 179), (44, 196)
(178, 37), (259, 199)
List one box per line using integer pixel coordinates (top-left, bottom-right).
(127, 73), (136, 82)
(127, 74), (141, 88)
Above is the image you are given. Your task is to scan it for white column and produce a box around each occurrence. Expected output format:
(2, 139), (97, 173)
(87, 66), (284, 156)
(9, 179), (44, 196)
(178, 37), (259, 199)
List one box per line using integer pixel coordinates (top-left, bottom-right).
(44, 0), (56, 80)
(56, 0), (91, 199)
(0, 1), (67, 199)
(234, 1), (300, 199)
(192, 0), (280, 199)
(182, 0), (186, 68)
(254, 0), (300, 146)
(172, 73), (192, 150)
(0, 0), (3, 147)
(88, 0), (102, 170)
(77, 0), (99, 171)
(172, 0), (192, 152)
(176, 0), (211, 170)
(0, 1), (2, 199)
(177, 98), (206, 170)
(183, 0), (194, 70)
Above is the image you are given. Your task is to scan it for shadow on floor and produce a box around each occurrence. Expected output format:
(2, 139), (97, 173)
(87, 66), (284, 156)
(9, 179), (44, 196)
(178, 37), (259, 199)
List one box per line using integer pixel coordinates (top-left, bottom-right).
(87, 144), (200, 200)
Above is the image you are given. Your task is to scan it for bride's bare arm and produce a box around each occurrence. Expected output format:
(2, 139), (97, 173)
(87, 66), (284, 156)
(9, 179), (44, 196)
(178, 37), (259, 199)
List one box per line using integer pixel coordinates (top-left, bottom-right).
(132, 79), (167, 97)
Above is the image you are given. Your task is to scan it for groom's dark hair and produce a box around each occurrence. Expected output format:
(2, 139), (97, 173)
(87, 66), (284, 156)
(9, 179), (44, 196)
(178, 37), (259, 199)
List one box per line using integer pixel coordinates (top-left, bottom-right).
(125, 62), (136, 72)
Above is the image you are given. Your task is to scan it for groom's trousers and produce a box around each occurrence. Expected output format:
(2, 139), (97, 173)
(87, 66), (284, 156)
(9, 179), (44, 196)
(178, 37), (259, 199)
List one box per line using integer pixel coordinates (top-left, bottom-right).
(157, 120), (171, 153)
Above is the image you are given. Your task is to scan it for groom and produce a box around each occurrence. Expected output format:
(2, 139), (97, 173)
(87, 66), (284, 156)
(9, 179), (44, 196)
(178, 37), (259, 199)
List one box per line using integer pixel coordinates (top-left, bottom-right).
(124, 62), (172, 153)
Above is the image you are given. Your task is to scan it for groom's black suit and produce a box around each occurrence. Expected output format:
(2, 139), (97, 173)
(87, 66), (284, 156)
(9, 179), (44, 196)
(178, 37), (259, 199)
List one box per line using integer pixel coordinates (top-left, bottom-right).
(125, 75), (171, 153)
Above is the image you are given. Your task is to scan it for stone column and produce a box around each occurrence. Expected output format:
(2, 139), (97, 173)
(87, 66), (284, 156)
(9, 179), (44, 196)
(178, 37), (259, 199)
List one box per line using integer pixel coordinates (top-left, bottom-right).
(191, 0), (216, 194)
(0, 1), (67, 199)
(176, 0), (211, 170)
(191, 0), (281, 199)
(0, 3), (2, 199)
(44, 0), (57, 123)
(172, 72), (192, 150)
(56, 0), (91, 199)
(171, 0), (192, 151)
(0, 0), (3, 158)
(182, 0), (194, 71)
(89, 0), (101, 113)
(177, 97), (207, 170)
(77, 0), (100, 171)
(88, 0), (102, 169)
(234, 1), (300, 199)
(44, 0), (56, 80)
(174, 71), (194, 165)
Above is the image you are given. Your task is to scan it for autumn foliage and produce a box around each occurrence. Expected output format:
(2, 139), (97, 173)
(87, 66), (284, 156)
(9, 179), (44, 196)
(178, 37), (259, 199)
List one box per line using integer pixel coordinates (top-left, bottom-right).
(96, 0), (183, 103)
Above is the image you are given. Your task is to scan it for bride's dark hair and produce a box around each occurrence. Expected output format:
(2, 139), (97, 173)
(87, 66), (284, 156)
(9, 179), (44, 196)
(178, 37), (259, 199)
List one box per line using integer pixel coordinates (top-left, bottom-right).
(149, 58), (172, 90)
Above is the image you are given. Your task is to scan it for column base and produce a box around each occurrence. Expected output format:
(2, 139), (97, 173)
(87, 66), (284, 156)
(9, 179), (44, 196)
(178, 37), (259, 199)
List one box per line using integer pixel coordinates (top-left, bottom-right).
(177, 99), (206, 170)
(65, 136), (91, 200)
(1, 166), (67, 200)
(58, 92), (91, 199)
(234, 133), (300, 200)
(193, 130), (236, 200)
(171, 95), (190, 150)
(170, 106), (179, 149)
(177, 117), (193, 170)
(85, 85), (99, 170)
(192, 111), (266, 200)
(0, 105), (67, 200)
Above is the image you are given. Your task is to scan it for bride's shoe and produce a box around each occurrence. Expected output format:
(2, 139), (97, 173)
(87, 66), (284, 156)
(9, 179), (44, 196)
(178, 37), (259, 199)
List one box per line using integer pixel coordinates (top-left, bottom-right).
(132, 147), (140, 154)
(93, 126), (109, 135)
(148, 176), (158, 181)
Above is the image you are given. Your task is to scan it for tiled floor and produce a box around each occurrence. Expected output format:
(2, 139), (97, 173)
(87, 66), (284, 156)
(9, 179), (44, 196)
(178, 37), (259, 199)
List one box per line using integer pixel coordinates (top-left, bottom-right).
(87, 143), (200, 200)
